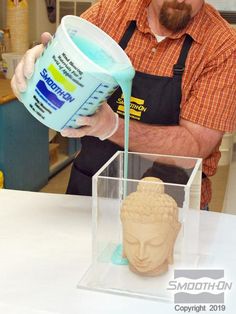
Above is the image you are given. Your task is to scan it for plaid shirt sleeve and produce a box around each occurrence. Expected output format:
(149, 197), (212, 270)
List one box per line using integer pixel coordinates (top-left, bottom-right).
(181, 46), (236, 133)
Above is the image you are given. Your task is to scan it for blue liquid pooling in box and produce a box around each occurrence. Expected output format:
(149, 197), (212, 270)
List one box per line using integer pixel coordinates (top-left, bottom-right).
(111, 244), (129, 265)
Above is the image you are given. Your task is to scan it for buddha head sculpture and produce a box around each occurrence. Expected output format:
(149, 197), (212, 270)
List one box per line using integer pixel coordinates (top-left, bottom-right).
(120, 177), (181, 276)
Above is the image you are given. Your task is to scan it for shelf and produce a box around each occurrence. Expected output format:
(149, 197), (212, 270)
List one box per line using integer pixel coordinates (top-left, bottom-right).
(49, 153), (75, 177)
(48, 132), (80, 178)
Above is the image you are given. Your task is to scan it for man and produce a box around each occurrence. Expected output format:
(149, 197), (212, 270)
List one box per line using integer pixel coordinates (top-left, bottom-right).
(11, 0), (236, 209)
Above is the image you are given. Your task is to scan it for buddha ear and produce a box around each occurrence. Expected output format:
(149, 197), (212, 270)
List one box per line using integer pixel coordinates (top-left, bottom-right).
(168, 222), (181, 265)
(167, 238), (174, 264)
(167, 250), (174, 264)
(174, 221), (181, 239)
(121, 231), (127, 258)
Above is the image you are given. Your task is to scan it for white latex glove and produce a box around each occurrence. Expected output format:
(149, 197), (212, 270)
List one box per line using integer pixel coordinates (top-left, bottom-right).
(11, 32), (52, 98)
(61, 103), (119, 141)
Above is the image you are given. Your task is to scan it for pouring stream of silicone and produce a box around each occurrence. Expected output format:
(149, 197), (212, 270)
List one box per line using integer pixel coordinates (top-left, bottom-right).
(110, 65), (133, 196)
(72, 35), (135, 194)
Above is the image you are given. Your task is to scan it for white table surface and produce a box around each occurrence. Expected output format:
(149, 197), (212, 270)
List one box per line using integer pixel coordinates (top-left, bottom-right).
(0, 189), (236, 314)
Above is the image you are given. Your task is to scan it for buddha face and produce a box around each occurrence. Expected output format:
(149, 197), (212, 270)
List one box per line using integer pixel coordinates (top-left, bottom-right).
(123, 220), (179, 276)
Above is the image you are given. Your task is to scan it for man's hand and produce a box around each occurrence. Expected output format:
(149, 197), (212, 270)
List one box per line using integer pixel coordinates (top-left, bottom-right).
(11, 32), (52, 98)
(61, 103), (119, 141)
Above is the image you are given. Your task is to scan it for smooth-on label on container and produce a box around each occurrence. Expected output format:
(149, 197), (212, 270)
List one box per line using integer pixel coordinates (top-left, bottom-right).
(20, 34), (118, 131)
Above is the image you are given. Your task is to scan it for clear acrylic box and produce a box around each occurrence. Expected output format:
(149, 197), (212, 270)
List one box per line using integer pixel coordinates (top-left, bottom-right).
(78, 151), (202, 301)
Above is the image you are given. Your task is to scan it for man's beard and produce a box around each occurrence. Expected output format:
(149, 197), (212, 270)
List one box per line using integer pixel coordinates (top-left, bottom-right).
(159, 0), (192, 32)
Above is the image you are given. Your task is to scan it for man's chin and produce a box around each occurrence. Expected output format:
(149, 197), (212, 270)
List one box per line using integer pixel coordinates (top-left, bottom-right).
(160, 18), (191, 33)
(159, 3), (192, 32)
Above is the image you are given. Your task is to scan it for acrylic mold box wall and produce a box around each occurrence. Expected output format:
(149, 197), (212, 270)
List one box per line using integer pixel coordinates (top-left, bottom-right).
(78, 151), (202, 301)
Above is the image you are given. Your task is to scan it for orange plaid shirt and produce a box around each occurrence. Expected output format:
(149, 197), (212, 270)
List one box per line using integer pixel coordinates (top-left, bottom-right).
(81, 0), (236, 208)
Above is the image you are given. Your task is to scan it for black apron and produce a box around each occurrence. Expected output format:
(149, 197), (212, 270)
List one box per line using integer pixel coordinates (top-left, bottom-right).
(66, 21), (193, 196)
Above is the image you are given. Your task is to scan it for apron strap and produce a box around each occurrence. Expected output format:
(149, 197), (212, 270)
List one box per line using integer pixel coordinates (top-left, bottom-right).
(173, 35), (193, 76)
(119, 22), (193, 79)
(119, 21), (137, 49)
(119, 21), (193, 76)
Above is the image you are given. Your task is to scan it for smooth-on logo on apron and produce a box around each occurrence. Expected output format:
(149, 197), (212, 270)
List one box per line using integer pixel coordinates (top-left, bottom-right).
(116, 94), (147, 120)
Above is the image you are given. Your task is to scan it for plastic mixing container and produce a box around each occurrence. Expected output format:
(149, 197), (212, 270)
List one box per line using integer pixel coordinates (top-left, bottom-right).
(20, 15), (134, 131)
